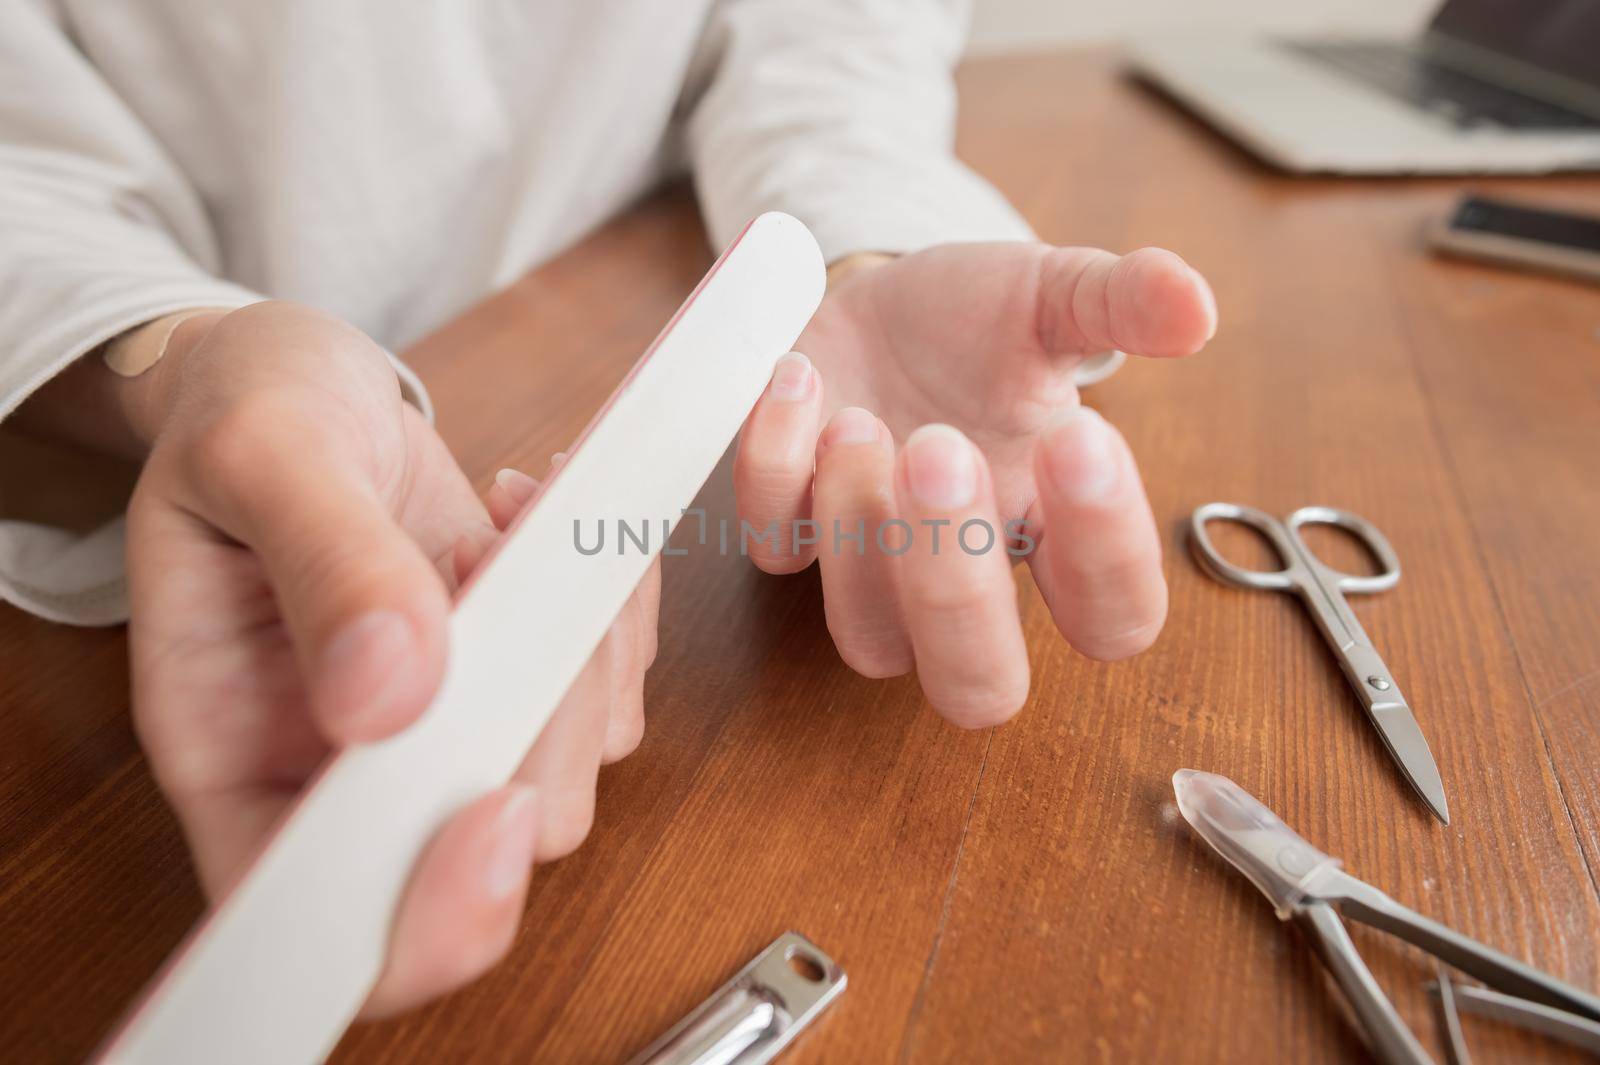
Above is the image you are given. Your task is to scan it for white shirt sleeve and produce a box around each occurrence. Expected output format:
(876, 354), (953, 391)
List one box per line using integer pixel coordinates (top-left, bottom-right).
(682, 0), (1036, 262)
(0, 2), (424, 625)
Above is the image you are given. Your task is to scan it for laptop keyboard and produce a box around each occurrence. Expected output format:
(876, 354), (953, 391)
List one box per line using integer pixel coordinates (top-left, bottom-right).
(1288, 41), (1600, 131)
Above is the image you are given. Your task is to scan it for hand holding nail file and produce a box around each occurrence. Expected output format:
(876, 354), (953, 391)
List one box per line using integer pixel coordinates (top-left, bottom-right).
(99, 212), (826, 1065)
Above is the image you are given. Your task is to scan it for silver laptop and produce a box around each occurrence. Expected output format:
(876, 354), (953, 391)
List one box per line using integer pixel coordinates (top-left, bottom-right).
(1127, 0), (1600, 173)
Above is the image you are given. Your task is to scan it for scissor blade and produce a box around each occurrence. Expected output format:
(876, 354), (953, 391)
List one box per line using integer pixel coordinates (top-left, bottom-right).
(1370, 698), (1450, 824)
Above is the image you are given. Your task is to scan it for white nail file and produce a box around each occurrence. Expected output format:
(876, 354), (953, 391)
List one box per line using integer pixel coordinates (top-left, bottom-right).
(98, 212), (826, 1065)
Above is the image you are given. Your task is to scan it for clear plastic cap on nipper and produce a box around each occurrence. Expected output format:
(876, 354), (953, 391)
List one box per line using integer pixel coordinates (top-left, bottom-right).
(1172, 769), (1344, 919)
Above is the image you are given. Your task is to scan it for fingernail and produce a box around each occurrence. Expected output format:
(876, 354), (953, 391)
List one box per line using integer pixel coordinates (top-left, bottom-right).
(317, 610), (415, 731)
(1041, 407), (1120, 502)
(768, 351), (813, 402)
(820, 406), (881, 450)
(1196, 271), (1219, 340)
(485, 786), (540, 899)
(495, 467), (538, 495)
(904, 424), (977, 508)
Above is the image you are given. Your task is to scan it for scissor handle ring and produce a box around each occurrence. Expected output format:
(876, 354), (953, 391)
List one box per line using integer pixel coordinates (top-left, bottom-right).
(1188, 502), (1299, 591)
(1284, 506), (1401, 594)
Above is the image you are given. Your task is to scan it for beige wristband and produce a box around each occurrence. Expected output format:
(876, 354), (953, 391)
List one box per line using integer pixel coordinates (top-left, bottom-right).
(825, 251), (896, 289)
(101, 308), (229, 377)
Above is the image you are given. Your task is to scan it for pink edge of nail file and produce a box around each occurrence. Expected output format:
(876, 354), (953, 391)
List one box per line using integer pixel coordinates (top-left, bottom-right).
(97, 212), (825, 1065)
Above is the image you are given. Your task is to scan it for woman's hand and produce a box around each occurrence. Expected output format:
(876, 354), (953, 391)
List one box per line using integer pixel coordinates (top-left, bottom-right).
(120, 301), (657, 1016)
(733, 242), (1217, 726)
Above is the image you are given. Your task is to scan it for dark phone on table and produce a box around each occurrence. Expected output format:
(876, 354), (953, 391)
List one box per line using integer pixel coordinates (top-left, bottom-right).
(1429, 195), (1600, 284)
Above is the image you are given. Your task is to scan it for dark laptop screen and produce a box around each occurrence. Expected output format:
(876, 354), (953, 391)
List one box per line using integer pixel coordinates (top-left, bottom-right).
(1432, 0), (1600, 90)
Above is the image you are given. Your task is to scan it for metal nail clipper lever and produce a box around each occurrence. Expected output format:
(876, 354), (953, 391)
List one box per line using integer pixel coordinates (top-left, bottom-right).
(1430, 978), (1600, 1059)
(1173, 770), (1600, 1065)
(1189, 502), (1449, 823)
(628, 933), (846, 1065)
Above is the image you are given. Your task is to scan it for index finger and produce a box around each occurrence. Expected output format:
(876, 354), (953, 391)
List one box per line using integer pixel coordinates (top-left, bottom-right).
(732, 351), (825, 574)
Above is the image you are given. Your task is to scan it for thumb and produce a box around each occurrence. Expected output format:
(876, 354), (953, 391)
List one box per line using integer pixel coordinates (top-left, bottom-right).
(1035, 246), (1217, 359)
(193, 411), (452, 744)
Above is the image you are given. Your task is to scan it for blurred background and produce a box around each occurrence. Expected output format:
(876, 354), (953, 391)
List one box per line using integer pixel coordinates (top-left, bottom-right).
(968, 0), (1437, 54)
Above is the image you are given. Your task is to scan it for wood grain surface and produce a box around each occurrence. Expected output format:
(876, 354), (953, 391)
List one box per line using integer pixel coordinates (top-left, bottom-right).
(3, 49), (1600, 1064)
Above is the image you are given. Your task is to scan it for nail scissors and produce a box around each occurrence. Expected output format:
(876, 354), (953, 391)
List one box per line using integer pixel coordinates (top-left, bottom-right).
(1189, 503), (1448, 824)
(1172, 770), (1600, 1065)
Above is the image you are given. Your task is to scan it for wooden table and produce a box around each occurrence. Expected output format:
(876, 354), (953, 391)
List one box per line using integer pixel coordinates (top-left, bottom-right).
(4, 49), (1600, 1064)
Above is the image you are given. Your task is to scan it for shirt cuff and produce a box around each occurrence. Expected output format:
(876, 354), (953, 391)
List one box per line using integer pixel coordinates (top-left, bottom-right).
(803, 161), (1037, 263)
(699, 154), (1038, 268)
